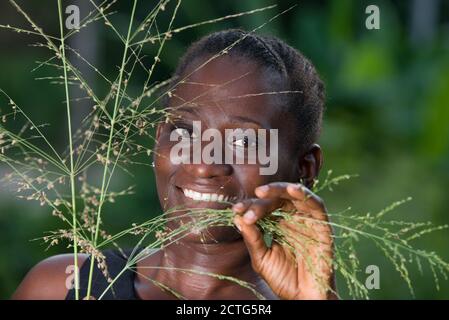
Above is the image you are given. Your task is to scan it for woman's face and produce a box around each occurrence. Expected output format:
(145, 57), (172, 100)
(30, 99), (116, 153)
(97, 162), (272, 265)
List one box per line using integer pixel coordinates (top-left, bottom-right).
(153, 55), (308, 243)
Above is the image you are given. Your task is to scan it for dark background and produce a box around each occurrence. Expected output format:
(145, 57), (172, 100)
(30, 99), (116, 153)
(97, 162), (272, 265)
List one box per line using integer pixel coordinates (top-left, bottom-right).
(0, 0), (448, 299)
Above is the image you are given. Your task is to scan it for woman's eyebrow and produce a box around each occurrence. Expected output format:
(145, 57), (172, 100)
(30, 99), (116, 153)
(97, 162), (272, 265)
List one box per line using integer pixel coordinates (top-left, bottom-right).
(171, 105), (264, 128)
(227, 116), (263, 128)
(171, 105), (201, 117)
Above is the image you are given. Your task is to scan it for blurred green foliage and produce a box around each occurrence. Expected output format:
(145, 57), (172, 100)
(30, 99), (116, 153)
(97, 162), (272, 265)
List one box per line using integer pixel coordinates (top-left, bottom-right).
(0, 0), (448, 299)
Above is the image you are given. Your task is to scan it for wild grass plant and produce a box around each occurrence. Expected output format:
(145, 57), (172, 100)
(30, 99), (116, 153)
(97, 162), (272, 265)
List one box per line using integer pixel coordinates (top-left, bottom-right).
(0, 0), (448, 300)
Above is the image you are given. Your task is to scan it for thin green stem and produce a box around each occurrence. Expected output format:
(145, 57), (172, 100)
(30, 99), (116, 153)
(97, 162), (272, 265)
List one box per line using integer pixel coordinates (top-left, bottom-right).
(57, 0), (79, 300)
(85, 0), (138, 299)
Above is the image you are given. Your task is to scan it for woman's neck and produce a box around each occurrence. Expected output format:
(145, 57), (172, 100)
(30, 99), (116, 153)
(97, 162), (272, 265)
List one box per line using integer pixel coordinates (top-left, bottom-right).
(163, 238), (253, 275)
(137, 238), (266, 299)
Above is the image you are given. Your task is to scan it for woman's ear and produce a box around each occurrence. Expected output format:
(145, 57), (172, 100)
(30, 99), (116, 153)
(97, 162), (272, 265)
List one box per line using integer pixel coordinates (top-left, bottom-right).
(298, 144), (323, 189)
(151, 123), (164, 170)
(155, 123), (163, 141)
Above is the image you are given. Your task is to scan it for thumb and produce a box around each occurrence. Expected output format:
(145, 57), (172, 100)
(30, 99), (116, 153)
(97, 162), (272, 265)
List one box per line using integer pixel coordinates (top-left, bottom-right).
(234, 215), (269, 268)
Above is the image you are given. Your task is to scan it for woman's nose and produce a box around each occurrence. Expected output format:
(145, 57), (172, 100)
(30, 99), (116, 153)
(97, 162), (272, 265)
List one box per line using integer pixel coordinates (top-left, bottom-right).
(184, 162), (233, 179)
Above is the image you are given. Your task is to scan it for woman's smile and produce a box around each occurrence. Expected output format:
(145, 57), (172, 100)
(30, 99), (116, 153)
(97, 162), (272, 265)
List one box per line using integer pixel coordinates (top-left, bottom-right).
(174, 184), (239, 211)
(181, 188), (237, 203)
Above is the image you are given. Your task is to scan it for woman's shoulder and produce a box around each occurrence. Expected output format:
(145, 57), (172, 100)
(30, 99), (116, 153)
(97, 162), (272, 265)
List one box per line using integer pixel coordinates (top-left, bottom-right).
(64, 248), (147, 300)
(13, 248), (157, 300)
(12, 253), (90, 300)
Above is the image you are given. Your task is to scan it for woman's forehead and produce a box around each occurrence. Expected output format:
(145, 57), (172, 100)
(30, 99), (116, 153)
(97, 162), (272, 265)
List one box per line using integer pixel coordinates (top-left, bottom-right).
(182, 58), (262, 91)
(170, 56), (287, 110)
(180, 55), (286, 92)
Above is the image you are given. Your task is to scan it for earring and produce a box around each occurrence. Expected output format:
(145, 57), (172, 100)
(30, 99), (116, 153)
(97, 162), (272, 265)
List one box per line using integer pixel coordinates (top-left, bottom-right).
(151, 161), (155, 168)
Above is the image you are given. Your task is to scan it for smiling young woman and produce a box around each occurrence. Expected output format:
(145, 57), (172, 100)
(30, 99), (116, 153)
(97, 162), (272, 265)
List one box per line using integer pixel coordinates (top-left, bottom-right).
(12, 29), (336, 300)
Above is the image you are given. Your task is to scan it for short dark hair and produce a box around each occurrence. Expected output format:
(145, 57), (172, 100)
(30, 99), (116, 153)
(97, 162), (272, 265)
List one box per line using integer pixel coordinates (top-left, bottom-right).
(161, 29), (325, 152)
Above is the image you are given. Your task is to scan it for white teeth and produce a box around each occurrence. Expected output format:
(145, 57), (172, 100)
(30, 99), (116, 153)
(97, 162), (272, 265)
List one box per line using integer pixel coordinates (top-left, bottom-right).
(201, 193), (210, 201)
(182, 188), (235, 203)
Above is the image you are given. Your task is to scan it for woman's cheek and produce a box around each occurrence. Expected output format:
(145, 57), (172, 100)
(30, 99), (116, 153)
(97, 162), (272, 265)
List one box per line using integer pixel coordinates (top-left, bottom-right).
(233, 164), (269, 195)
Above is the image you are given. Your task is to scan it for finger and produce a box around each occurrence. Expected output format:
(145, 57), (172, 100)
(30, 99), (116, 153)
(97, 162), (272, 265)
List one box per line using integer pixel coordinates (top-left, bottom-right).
(234, 215), (268, 267)
(233, 198), (282, 224)
(286, 184), (327, 221)
(240, 198), (283, 225)
(255, 182), (295, 200)
(232, 199), (254, 214)
(256, 182), (325, 214)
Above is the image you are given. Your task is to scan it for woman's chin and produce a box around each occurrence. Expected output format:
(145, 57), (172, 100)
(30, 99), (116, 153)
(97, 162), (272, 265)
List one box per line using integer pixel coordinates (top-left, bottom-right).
(195, 226), (242, 243)
(174, 200), (235, 212)
(163, 201), (241, 244)
(173, 225), (242, 244)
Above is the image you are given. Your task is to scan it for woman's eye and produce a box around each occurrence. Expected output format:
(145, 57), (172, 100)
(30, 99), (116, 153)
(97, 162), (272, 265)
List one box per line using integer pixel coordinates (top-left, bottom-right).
(173, 127), (199, 140)
(233, 137), (257, 148)
(174, 128), (190, 138)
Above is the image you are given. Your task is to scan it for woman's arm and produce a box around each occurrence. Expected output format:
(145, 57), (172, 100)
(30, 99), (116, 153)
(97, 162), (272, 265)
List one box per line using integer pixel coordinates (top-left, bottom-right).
(12, 254), (88, 300)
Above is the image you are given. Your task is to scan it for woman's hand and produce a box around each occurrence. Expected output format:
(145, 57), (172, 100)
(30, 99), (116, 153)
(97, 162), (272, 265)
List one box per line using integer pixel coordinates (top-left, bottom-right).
(232, 182), (336, 300)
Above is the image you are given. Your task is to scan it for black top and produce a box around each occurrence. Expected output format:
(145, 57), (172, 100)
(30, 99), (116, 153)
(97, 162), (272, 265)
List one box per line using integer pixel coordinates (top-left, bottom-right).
(65, 249), (142, 300)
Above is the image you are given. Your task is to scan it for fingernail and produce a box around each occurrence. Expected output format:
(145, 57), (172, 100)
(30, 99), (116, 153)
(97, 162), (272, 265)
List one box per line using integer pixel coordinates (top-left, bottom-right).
(256, 186), (269, 193)
(243, 210), (257, 224)
(233, 202), (244, 210)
